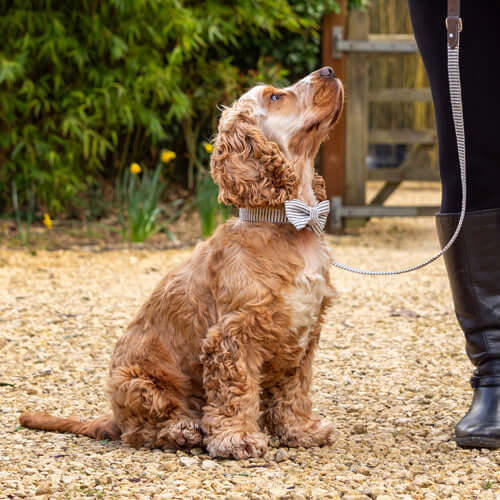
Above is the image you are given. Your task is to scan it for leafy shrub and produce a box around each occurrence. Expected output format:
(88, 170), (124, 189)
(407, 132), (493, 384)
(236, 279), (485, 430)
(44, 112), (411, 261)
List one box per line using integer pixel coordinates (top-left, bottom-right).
(240, 0), (368, 81)
(0, 0), (365, 217)
(116, 163), (166, 243)
(196, 170), (232, 238)
(11, 181), (35, 245)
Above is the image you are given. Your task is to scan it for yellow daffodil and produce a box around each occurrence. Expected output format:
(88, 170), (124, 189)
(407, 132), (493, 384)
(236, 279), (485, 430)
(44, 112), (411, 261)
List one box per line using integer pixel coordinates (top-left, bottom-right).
(160, 150), (176, 163)
(43, 213), (52, 230)
(203, 142), (213, 154)
(130, 163), (141, 174)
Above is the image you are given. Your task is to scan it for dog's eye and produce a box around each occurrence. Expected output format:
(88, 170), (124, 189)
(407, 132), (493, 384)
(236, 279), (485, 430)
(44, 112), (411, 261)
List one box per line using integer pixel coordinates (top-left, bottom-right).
(270, 94), (282, 102)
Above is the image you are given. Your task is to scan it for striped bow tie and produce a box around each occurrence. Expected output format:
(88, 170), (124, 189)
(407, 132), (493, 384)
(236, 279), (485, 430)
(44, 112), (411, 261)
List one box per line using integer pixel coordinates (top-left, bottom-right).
(284, 199), (330, 235)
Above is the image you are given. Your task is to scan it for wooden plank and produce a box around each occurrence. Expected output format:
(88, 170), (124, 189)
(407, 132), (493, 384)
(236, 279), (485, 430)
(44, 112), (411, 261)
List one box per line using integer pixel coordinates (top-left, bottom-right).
(344, 9), (369, 208)
(369, 182), (400, 206)
(330, 196), (343, 232)
(340, 205), (439, 217)
(367, 147), (439, 182)
(368, 168), (440, 182)
(369, 88), (432, 102)
(335, 39), (418, 54)
(369, 129), (436, 145)
(369, 34), (415, 42)
(320, 0), (347, 205)
(368, 166), (440, 182)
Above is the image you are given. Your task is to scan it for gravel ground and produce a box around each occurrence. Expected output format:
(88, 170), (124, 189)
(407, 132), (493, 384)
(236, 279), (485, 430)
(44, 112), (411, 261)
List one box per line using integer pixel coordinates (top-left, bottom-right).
(1, 183), (500, 499)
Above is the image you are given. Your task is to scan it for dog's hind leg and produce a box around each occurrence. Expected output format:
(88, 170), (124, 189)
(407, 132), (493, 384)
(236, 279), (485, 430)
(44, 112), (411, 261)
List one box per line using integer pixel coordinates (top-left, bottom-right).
(109, 364), (203, 450)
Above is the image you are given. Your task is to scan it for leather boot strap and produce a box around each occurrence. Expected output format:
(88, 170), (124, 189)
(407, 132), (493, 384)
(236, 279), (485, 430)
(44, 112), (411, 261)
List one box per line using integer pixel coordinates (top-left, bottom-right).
(447, 0), (462, 49)
(471, 376), (500, 388)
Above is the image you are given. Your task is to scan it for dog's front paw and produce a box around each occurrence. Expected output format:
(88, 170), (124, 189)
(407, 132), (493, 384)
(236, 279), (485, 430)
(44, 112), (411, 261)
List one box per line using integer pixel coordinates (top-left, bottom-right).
(280, 417), (334, 448)
(205, 430), (268, 459)
(158, 419), (203, 449)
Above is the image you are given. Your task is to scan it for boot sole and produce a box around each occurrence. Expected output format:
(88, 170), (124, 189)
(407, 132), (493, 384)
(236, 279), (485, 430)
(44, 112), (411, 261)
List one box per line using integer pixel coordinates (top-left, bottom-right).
(456, 436), (500, 449)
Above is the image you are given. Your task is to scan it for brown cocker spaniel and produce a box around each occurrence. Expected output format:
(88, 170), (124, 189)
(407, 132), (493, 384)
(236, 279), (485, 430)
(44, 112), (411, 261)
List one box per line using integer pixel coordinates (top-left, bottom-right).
(20, 67), (344, 459)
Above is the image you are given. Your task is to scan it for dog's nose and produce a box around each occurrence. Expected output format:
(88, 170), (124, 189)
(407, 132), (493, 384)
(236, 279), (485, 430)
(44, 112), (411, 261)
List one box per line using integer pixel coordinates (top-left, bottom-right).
(319, 66), (336, 79)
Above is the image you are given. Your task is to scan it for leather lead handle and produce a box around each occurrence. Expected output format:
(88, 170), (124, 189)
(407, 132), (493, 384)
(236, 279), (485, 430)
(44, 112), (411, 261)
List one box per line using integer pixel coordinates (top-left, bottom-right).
(448, 0), (460, 16)
(447, 0), (462, 49)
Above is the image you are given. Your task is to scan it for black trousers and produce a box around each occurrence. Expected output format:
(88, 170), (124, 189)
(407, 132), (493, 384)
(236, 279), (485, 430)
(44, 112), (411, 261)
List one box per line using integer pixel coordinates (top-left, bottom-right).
(408, 1), (500, 213)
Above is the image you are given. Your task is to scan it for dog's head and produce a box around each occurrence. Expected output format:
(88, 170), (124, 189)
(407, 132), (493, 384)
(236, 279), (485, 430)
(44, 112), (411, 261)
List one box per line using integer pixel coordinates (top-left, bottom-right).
(211, 67), (343, 208)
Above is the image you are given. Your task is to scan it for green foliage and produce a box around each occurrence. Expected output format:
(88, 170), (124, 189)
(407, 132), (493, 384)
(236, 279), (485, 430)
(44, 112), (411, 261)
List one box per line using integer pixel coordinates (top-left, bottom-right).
(11, 181), (35, 245)
(237, 0), (336, 80)
(196, 171), (232, 238)
(1, 0), (366, 218)
(349, 0), (371, 11)
(237, 0), (368, 81)
(116, 165), (166, 243)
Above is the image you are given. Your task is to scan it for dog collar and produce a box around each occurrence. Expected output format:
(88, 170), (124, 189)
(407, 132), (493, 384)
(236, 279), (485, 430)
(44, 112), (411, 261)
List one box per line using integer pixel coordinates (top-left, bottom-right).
(239, 199), (330, 235)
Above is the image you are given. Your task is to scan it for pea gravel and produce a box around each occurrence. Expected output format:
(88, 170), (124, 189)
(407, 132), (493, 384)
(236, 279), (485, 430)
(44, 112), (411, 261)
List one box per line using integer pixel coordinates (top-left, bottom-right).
(1, 183), (500, 499)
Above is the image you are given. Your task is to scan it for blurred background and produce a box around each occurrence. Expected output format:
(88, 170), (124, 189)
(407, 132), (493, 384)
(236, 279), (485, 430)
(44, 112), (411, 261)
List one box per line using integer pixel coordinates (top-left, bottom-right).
(0, 0), (437, 248)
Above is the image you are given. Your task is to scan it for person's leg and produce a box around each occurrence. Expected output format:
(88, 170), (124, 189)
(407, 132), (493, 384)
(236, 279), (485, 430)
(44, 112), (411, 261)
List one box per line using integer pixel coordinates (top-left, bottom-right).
(408, 0), (500, 212)
(409, 0), (500, 448)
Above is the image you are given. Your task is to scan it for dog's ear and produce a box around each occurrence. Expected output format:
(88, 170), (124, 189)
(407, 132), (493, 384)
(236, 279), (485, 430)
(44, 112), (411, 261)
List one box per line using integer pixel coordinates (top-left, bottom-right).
(312, 172), (327, 202)
(210, 103), (298, 208)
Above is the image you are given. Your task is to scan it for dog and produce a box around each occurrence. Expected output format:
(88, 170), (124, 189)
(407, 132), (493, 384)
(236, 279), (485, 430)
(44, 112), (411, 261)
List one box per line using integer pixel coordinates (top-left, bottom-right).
(20, 67), (344, 459)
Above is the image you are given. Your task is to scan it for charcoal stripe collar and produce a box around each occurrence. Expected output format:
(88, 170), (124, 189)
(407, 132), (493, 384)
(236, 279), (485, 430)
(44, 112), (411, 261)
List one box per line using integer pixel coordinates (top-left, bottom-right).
(239, 199), (330, 236)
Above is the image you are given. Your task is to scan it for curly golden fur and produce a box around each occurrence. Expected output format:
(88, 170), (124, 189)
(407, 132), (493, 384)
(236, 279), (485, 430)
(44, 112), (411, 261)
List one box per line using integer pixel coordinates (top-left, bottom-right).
(211, 100), (298, 208)
(20, 68), (344, 459)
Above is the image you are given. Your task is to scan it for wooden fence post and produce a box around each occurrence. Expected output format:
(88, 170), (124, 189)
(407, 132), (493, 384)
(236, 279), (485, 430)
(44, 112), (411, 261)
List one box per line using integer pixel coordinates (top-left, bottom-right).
(344, 9), (369, 226)
(321, 0), (347, 214)
(321, 8), (439, 228)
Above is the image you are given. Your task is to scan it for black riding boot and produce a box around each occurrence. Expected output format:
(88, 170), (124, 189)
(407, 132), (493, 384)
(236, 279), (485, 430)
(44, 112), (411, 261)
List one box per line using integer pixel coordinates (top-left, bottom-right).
(436, 208), (500, 448)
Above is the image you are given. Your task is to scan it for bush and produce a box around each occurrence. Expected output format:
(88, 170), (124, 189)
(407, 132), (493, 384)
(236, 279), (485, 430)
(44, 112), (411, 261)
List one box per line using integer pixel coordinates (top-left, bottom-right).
(0, 0), (364, 217)
(116, 162), (166, 243)
(196, 170), (232, 238)
(238, 0), (367, 81)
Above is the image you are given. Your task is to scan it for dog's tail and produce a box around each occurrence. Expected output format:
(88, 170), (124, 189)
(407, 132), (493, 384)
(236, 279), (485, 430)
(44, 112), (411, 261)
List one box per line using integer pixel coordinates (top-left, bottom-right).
(19, 412), (121, 441)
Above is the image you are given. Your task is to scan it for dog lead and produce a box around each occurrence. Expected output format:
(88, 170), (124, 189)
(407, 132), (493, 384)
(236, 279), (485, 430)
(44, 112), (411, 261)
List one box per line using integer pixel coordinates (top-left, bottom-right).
(332, 0), (465, 276)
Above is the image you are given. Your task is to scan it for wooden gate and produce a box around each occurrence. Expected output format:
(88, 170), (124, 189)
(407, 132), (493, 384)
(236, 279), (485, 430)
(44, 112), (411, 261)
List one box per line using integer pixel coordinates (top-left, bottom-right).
(321, 3), (440, 231)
